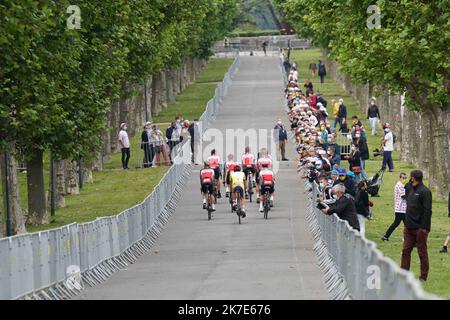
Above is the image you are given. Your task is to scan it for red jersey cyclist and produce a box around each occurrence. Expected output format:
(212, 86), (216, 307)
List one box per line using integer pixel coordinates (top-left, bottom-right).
(256, 148), (273, 203)
(200, 161), (216, 211)
(241, 146), (256, 198)
(207, 149), (222, 199)
(258, 162), (275, 213)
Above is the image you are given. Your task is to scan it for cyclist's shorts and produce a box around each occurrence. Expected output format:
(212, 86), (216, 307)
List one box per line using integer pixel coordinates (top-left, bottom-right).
(226, 171), (232, 185)
(201, 183), (215, 194)
(233, 185), (244, 197)
(261, 184), (274, 194)
(213, 167), (220, 180)
(243, 165), (256, 178)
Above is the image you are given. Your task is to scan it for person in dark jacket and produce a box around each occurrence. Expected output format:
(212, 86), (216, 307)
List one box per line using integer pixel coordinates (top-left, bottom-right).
(320, 184), (360, 231)
(401, 170), (432, 282)
(333, 168), (357, 196)
(336, 99), (347, 131)
(355, 180), (370, 235)
(188, 119), (197, 164)
(274, 119), (289, 161)
(141, 122), (155, 168)
(318, 60), (327, 84)
(367, 99), (381, 136)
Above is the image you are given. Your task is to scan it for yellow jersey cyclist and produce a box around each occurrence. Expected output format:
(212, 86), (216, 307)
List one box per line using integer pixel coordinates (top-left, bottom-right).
(223, 154), (238, 198)
(230, 165), (247, 218)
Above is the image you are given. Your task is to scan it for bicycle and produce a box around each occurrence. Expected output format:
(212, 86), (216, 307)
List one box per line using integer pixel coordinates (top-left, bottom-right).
(246, 171), (254, 203)
(235, 191), (243, 224)
(262, 189), (271, 220)
(206, 189), (216, 221)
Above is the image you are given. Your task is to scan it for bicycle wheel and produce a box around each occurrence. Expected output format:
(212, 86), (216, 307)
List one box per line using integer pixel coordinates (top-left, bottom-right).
(248, 174), (253, 203)
(264, 193), (269, 220)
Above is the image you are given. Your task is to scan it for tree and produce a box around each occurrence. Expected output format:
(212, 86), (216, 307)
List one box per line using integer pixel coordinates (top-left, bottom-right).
(277, 0), (450, 198)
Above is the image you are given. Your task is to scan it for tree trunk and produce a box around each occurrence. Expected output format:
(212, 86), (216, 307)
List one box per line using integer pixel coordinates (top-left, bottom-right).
(26, 150), (48, 225)
(151, 73), (161, 117)
(55, 160), (66, 208)
(166, 70), (176, 104)
(65, 160), (79, 195)
(429, 106), (450, 199)
(83, 161), (94, 184)
(1, 142), (26, 234)
(159, 71), (168, 110)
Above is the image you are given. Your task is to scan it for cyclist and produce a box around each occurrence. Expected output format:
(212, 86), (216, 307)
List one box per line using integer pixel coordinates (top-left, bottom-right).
(230, 165), (247, 217)
(223, 154), (237, 198)
(242, 146), (256, 199)
(256, 148), (273, 204)
(258, 162), (275, 213)
(208, 149), (222, 199)
(200, 161), (216, 211)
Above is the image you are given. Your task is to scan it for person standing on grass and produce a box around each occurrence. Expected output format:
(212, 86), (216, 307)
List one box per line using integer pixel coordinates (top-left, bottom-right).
(318, 60), (327, 84)
(336, 99), (347, 131)
(141, 122), (155, 168)
(401, 170), (432, 282)
(382, 173), (409, 241)
(381, 123), (394, 172)
(309, 61), (317, 78)
(367, 98), (381, 136)
(118, 123), (130, 170)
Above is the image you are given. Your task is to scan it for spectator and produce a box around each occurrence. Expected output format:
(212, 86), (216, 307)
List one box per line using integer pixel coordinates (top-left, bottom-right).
(141, 121), (155, 168)
(351, 116), (363, 131)
(274, 119), (289, 161)
(318, 60), (327, 84)
(327, 136), (341, 157)
(337, 99), (347, 131)
(354, 129), (369, 180)
(367, 98), (381, 136)
(382, 173), (408, 241)
(327, 146), (341, 166)
(304, 79), (313, 95)
(439, 234), (450, 253)
(355, 180), (370, 236)
(262, 41), (268, 55)
(344, 143), (361, 172)
(332, 99), (340, 129)
(151, 125), (171, 166)
(448, 190), (450, 218)
(118, 123), (130, 170)
(381, 123), (394, 172)
(401, 170), (432, 282)
(309, 61), (317, 78)
(166, 121), (181, 157)
(333, 167), (356, 196)
(180, 120), (191, 142)
(320, 184), (360, 231)
(188, 119), (200, 164)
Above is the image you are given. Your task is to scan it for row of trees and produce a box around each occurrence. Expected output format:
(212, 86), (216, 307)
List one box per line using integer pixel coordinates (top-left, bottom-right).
(0, 0), (239, 233)
(275, 0), (449, 199)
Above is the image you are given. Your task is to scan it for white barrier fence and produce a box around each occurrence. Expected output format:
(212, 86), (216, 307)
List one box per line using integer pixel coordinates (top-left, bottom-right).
(0, 52), (240, 300)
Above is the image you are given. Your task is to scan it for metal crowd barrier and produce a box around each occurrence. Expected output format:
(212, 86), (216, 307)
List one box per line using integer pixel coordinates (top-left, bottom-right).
(0, 52), (240, 300)
(305, 181), (440, 300)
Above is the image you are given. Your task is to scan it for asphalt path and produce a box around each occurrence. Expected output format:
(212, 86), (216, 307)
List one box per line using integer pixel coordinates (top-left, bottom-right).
(76, 56), (329, 300)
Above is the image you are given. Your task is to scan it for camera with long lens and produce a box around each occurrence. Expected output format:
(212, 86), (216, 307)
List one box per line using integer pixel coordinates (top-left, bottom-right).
(373, 148), (383, 157)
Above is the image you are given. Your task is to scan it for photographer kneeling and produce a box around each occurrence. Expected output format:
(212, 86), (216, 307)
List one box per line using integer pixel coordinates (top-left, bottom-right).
(318, 184), (360, 232)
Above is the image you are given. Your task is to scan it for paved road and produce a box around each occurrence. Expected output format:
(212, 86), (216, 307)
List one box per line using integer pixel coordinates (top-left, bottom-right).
(76, 56), (329, 300)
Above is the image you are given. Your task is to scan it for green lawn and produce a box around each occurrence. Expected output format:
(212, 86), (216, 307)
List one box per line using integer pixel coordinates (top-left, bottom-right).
(291, 49), (450, 299)
(3, 57), (234, 234)
(152, 58), (234, 123)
